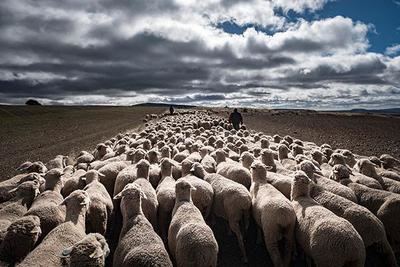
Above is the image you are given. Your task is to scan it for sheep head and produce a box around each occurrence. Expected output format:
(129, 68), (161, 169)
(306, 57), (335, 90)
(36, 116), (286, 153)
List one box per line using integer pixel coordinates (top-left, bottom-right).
(250, 161), (273, 183)
(291, 171), (312, 200)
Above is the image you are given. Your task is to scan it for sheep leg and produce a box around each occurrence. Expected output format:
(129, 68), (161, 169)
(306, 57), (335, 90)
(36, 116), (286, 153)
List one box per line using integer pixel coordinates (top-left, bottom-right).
(229, 220), (248, 263)
(256, 227), (262, 244)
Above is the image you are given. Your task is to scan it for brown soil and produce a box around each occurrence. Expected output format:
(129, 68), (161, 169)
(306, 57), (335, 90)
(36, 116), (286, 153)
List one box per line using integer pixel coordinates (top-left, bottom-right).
(0, 105), (165, 181)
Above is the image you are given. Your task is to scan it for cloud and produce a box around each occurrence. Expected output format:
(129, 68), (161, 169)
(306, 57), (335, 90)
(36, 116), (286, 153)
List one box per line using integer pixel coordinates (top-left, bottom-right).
(0, 0), (399, 109)
(385, 44), (400, 56)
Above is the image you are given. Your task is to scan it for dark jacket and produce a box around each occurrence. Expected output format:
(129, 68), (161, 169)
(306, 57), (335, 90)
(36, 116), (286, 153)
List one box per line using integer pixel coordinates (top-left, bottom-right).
(229, 111), (243, 125)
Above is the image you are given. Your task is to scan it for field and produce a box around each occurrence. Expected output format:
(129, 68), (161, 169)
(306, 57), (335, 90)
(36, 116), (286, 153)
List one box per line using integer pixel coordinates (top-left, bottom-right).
(0, 105), (165, 181)
(1, 105), (400, 266)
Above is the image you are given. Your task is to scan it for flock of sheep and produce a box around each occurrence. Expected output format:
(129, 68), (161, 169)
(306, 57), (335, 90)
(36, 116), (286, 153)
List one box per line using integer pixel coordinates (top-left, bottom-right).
(1, 109), (400, 267)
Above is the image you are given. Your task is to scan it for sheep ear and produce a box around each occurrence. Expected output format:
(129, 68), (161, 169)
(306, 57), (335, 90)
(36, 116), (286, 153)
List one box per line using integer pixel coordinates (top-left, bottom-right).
(80, 198), (90, 206)
(60, 195), (70, 206)
(190, 166), (195, 172)
(114, 192), (123, 200)
(140, 191), (147, 200)
(265, 165), (273, 171)
(17, 162), (32, 171)
(31, 226), (41, 234)
(80, 176), (86, 181)
(7, 187), (18, 194)
(190, 184), (196, 191)
(89, 247), (104, 259)
(60, 247), (73, 258)
(333, 169), (339, 174)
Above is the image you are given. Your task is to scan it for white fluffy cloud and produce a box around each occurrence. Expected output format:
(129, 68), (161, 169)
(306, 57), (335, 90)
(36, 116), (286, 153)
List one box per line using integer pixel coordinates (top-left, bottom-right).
(0, 0), (399, 109)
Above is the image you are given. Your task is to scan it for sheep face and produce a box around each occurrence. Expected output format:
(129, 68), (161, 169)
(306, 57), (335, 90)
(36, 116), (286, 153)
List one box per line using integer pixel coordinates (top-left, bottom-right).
(296, 160), (321, 181)
(354, 159), (378, 177)
(61, 190), (90, 211)
(328, 153), (346, 166)
(330, 164), (352, 181)
(10, 180), (41, 199)
(84, 170), (105, 184)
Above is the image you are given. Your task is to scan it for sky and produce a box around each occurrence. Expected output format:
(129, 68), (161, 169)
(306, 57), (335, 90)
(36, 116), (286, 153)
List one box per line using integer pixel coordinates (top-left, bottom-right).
(0, 0), (399, 109)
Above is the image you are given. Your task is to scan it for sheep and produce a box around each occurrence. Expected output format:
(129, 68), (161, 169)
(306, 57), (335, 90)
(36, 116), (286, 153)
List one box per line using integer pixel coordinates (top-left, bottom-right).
(17, 190), (91, 267)
(291, 171), (366, 267)
(25, 169), (66, 241)
(240, 151), (255, 170)
(0, 215), (41, 265)
(133, 159), (159, 230)
(113, 183), (172, 267)
(215, 149), (252, 190)
(177, 165), (214, 220)
(83, 170), (113, 236)
(98, 161), (129, 197)
(199, 147), (216, 173)
(60, 233), (109, 267)
(46, 155), (68, 170)
(16, 161), (47, 174)
(309, 182), (398, 266)
(380, 154), (400, 171)
(61, 169), (87, 198)
(0, 173), (43, 203)
(75, 151), (94, 165)
(0, 181), (40, 243)
(250, 162), (295, 267)
(333, 166), (400, 253)
(168, 180), (218, 267)
(191, 162), (250, 262)
(156, 158), (179, 242)
(147, 149), (162, 189)
(355, 158), (400, 193)
(298, 160), (358, 202)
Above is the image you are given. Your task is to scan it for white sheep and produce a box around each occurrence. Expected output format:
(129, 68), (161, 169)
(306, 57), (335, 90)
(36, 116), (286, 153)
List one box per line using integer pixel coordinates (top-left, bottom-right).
(83, 170), (113, 236)
(309, 182), (397, 267)
(113, 183), (172, 267)
(60, 233), (110, 267)
(0, 181), (40, 243)
(25, 169), (66, 241)
(250, 162), (295, 267)
(291, 171), (365, 267)
(168, 180), (218, 267)
(133, 159), (159, 230)
(0, 173), (43, 203)
(191, 162), (251, 262)
(156, 158), (179, 242)
(334, 166), (400, 253)
(98, 161), (129, 197)
(215, 149), (252, 190)
(17, 190), (91, 267)
(0, 215), (41, 265)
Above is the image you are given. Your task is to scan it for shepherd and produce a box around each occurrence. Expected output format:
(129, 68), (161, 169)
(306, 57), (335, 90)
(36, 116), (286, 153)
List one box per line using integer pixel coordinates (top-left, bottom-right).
(229, 108), (243, 130)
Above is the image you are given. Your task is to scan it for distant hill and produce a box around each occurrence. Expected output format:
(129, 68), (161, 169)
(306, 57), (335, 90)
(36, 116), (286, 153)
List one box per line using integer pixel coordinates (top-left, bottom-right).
(132, 102), (197, 108)
(348, 108), (400, 114)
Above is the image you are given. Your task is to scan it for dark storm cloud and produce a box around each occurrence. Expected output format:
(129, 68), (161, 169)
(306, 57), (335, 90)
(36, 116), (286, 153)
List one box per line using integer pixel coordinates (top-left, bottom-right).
(0, 0), (399, 108)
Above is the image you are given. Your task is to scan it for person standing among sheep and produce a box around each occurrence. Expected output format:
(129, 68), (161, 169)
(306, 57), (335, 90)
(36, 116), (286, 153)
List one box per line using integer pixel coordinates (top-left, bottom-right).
(169, 105), (174, 115)
(229, 108), (243, 130)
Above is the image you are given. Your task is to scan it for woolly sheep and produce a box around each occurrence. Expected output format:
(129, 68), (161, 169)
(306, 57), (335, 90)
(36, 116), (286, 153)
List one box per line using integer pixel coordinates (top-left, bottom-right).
(168, 180), (218, 267)
(291, 171), (365, 267)
(113, 183), (172, 267)
(156, 158), (179, 242)
(133, 159), (159, 230)
(250, 162), (295, 267)
(298, 160), (358, 202)
(0, 173), (43, 203)
(25, 169), (66, 241)
(0, 181), (40, 243)
(16, 161), (47, 174)
(240, 151), (254, 170)
(147, 150), (162, 189)
(0, 215), (41, 265)
(309, 182), (397, 267)
(215, 149), (252, 190)
(61, 169), (87, 198)
(191, 162), (251, 262)
(98, 161), (129, 197)
(18, 190), (91, 267)
(335, 168), (400, 253)
(60, 233), (109, 267)
(83, 170), (113, 236)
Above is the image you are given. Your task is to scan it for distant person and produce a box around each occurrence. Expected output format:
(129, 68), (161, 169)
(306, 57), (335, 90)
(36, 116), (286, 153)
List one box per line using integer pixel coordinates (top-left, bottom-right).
(169, 105), (174, 115)
(229, 108), (243, 130)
